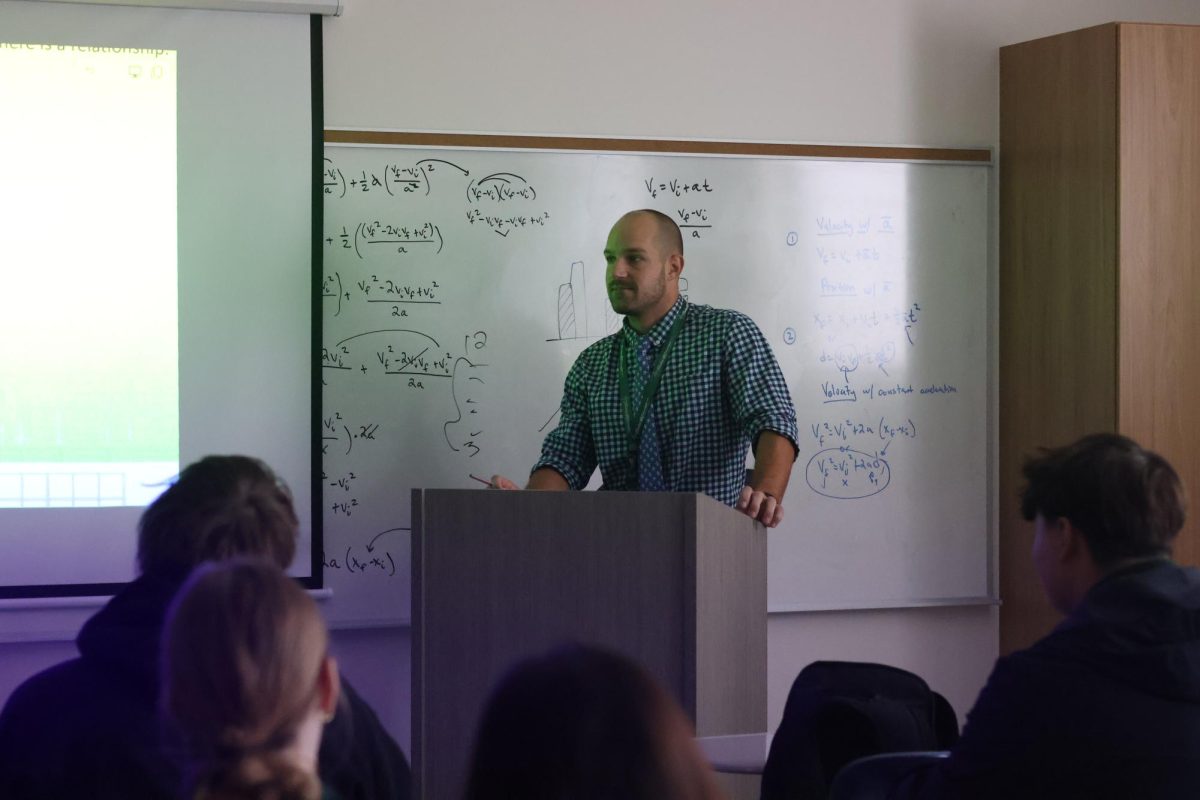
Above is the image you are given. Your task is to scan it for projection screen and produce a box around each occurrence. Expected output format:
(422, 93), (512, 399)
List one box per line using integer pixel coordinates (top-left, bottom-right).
(0, 0), (318, 595)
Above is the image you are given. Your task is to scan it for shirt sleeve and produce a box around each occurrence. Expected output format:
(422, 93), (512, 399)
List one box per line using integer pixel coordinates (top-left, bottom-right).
(722, 312), (799, 456)
(531, 356), (597, 489)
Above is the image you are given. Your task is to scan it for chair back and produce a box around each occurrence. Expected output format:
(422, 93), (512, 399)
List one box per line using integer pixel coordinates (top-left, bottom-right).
(828, 751), (950, 800)
(759, 661), (958, 800)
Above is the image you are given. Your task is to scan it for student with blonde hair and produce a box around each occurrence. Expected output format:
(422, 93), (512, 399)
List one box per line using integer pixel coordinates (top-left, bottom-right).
(162, 559), (339, 800)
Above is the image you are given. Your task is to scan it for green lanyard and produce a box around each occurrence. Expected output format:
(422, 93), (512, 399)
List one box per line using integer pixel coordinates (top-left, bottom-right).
(618, 306), (689, 459)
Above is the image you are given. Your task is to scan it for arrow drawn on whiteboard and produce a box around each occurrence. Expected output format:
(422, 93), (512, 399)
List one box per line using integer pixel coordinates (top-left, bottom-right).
(335, 329), (440, 348)
(416, 158), (469, 176)
(365, 527), (409, 553)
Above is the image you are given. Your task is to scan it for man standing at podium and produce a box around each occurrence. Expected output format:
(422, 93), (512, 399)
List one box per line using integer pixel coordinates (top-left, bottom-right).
(492, 209), (798, 527)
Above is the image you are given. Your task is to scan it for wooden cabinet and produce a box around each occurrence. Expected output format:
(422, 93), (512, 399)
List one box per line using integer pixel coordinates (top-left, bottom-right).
(999, 23), (1200, 653)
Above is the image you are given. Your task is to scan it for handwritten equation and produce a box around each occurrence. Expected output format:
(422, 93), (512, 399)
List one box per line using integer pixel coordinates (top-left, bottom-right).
(325, 155), (551, 242)
(464, 208), (551, 237)
(802, 414), (917, 498)
(322, 271), (441, 317)
(325, 221), (444, 260)
(320, 411), (381, 459)
(642, 177), (716, 238)
(808, 416), (918, 448)
(322, 526), (406, 576)
(324, 157), (470, 198)
(805, 447), (891, 500)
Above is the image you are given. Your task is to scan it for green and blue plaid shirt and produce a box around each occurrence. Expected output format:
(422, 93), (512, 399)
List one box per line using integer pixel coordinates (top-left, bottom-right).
(533, 297), (799, 507)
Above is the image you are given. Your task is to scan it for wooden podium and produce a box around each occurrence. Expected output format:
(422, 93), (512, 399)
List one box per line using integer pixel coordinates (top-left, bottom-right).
(411, 489), (767, 799)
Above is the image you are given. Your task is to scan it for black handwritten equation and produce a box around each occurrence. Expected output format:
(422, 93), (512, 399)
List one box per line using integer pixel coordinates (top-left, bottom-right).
(320, 411), (381, 459)
(321, 328), (489, 453)
(325, 155), (551, 239)
(466, 172), (537, 203)
(325, 221), (444, 260)
(322, 271), (441, 318)
(464, 208), (551, 237)
(443, 331), (489, 458)
(643, 177), (715, 239)
(323, 157), (470, 198)
(322, 526), (406, 577)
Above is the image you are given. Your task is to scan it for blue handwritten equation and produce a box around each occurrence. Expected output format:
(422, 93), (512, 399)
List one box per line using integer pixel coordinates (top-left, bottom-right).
(806, 447), (891, 499)
(809, 416), (918, 448)
(820, 381), (958, 404)
(812, 303), (922, 336)
(803, 412), (917, 498)
(813, 214), (896, 237)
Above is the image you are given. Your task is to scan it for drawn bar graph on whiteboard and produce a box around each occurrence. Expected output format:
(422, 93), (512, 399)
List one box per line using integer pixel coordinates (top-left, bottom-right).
(547, 260), (620, 341)
(556, 261), (587, 340)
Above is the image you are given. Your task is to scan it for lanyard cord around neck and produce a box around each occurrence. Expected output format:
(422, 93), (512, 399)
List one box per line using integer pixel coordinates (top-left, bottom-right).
(618, 306), (689, 458)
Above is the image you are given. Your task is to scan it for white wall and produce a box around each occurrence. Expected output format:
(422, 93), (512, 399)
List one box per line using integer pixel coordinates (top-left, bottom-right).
(5, 0), (1200, 762)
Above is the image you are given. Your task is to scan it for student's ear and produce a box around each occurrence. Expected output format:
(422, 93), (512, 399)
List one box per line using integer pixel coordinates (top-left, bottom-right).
(1058, 518), (1086, 561)
(318, 655), (340, 721)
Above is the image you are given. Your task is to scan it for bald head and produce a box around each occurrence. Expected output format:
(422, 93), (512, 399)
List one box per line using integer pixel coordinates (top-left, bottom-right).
(621, 209), (683, 259)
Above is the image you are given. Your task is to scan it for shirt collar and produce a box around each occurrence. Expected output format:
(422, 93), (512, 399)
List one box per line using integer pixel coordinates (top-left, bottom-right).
(623, 295), (688, 349)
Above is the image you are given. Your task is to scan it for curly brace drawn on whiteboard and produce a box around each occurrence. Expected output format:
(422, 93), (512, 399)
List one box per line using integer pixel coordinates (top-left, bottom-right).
(489, 209), (799, 528)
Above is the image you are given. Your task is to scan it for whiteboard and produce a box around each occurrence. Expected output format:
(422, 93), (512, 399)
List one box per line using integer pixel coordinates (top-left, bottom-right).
(320, 140), (990, 626)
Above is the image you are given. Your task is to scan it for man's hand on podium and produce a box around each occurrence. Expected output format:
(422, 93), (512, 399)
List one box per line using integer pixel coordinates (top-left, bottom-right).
(737, 486), (784, 528)
(488, 474), (521, 490)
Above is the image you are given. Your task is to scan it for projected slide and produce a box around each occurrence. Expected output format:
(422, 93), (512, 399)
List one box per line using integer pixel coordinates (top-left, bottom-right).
(0, 43), (179, 508)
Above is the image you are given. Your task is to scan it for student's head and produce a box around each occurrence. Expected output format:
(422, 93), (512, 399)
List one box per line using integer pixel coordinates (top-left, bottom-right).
(1020, 433), (1186, 610)
(161, 559), (338, 800)
(463, 643), (724, 800)
(605, 209), (685, 329)
(138, 455), (298, 579)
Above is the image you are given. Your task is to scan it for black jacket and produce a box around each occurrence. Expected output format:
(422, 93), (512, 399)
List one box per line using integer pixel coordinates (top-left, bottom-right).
(0, 573), (411, 800)
(895, 559), (1200, 799)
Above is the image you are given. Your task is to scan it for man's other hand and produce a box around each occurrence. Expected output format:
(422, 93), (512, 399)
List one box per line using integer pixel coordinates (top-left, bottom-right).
(489, 474), (521, 490)
(736, 486), (784, 527)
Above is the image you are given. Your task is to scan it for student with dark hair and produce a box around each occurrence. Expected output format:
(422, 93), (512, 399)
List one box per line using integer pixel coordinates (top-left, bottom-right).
(892, 433), (1200, 799)
(0, 455), (411, 800)
(162, 559), (338, 800)
(463, 643), (726, 800)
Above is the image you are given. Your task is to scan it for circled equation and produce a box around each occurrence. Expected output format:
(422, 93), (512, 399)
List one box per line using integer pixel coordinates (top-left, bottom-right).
(805, 446), (891, 499)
